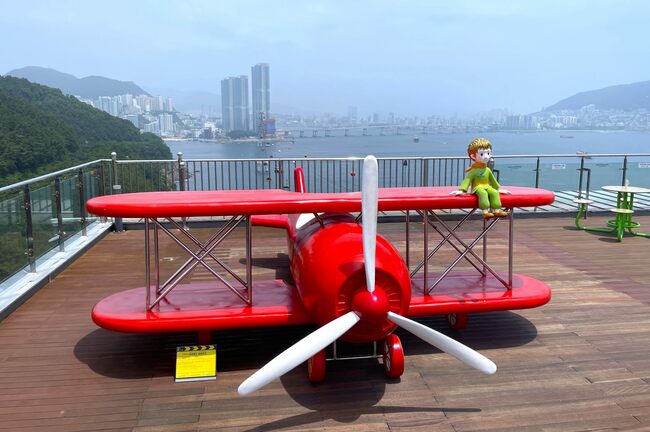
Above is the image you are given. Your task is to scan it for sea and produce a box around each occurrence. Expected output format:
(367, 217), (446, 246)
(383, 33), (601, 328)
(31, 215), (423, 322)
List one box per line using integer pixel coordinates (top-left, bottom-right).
(166, 130), (650, 160)
(165, 131), (650, 191)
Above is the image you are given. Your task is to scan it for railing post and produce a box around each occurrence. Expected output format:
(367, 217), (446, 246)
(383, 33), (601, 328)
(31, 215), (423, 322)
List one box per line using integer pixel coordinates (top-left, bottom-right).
(577, 157), (585, 198)
(54, 177), (65, 251)
(534, 157), (541, 188)
(78, 169), (87, 236)
(98, 161), (107, 223)
(489, 157), (500, 182)
(111, 152), (123, 232)
(23, 186), (36, 273)
(621, 156), (628, 186)
(177, 152), (185, 191)
(422, 159), (429, 187)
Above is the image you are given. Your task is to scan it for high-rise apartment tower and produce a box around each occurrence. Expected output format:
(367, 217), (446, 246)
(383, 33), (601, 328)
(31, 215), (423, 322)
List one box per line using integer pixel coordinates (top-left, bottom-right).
(221, 76), (250, 132)
(251, 63), (270, 132)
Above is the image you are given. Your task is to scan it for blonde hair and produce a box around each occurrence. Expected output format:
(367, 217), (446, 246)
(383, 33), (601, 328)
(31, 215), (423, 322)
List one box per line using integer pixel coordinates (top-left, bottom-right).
(467, 137), (492, 157)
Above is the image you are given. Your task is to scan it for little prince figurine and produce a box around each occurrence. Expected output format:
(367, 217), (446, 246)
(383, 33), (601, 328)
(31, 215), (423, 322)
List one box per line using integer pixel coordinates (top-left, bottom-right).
(450, 137), (510, 218)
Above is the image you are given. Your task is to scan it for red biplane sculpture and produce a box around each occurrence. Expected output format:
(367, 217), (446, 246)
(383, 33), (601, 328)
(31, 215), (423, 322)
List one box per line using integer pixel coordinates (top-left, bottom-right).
(87, 156), (555, 395)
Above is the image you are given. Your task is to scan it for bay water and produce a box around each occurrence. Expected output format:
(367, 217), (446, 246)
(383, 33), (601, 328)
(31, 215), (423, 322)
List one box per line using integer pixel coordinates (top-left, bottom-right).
(166, 131), (650, 191)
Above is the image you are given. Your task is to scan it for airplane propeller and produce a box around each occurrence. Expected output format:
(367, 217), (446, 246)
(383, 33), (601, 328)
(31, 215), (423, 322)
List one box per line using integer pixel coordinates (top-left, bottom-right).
(361, 156), (497, 376)
(238, 155), (495, 396)
(237, 310), (360, 396)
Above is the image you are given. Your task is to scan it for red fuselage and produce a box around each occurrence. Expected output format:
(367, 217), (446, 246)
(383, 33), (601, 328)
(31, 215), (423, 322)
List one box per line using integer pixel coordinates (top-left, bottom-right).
(285, 212), (411, 343)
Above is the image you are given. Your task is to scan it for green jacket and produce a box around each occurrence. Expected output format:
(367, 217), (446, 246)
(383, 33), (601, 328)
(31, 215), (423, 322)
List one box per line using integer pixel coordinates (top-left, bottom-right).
(459, 167), (500, 192)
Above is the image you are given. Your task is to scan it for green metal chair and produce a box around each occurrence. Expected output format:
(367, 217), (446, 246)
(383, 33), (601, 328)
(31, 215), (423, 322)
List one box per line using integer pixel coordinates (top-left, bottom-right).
(574, 198), (594, 230)
(607, 207), (637, 242)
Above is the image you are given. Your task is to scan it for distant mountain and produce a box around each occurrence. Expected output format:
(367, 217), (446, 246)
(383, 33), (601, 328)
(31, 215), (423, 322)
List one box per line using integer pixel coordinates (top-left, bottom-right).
(544, 80), (650, 112)
(6, 66), (149, 99)
(0, 75), (170, 186)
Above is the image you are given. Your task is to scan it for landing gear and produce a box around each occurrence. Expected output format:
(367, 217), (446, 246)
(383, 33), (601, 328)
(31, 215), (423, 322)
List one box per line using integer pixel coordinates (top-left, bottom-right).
(446, 313), (468, 330)
(382, 334), (404, 378)
(307, 349), (326, 383)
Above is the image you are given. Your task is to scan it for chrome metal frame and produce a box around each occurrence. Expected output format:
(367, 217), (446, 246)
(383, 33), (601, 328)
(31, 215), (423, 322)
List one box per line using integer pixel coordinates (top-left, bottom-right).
(144, 215), (253, 311)
(408, 208), (515, 295)
(327, 340), (381, 361)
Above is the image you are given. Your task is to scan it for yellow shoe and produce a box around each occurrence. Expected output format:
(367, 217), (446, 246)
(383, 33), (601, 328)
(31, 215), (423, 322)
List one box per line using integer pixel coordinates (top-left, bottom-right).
(495, 210), (509, 217)
(483, 211), (495, 219)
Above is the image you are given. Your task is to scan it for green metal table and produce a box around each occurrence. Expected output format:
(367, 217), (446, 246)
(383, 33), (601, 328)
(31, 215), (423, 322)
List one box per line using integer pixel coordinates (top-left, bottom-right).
(575, 185), (650, 241)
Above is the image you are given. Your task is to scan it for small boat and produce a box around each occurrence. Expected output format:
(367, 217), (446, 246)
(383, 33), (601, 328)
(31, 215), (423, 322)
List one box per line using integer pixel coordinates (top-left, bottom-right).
(576, 150), (592, 159)
(560, 135), (574, 139)
(413, 135), (419, 143)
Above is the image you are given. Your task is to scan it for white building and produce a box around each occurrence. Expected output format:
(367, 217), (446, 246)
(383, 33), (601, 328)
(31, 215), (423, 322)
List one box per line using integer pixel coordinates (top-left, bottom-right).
(158, 113), (175, 134)
(251, 63), (270, 131)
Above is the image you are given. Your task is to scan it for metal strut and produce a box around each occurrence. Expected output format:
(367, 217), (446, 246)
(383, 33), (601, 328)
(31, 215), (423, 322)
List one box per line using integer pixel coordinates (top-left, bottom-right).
(408, 208), (515, 296)
(145, 215), (253, 310)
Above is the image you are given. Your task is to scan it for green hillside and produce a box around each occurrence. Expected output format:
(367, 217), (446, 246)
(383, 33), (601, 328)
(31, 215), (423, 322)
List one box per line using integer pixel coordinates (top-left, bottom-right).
(0, 75), (171, 186)
(7, 66), (149, 99)
(544, 80), (650, 112)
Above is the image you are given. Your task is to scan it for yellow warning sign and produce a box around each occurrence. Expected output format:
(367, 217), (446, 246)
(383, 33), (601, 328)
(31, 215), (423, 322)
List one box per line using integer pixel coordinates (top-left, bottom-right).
(175, 345), (217, 382)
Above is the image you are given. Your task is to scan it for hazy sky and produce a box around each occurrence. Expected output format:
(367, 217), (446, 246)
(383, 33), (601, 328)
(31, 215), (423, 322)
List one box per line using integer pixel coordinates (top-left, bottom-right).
(1, 1), (649, 117)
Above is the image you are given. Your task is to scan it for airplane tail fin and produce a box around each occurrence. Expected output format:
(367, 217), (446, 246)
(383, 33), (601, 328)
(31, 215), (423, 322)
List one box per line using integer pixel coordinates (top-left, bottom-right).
(294, 167), (306, 193)
(251, 167), (306, 230)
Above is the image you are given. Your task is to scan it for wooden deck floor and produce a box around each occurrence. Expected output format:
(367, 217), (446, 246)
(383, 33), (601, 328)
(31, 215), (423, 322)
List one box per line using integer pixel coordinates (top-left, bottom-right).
(1, 214), (650, 431)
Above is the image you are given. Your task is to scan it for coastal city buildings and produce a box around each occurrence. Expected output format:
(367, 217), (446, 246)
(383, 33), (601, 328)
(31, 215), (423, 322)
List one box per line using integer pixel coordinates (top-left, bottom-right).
(76, 92), (177, 135)
(251, 63), (270, 133)
(221, 75), (250, 132)
(76, 61), (648, 139)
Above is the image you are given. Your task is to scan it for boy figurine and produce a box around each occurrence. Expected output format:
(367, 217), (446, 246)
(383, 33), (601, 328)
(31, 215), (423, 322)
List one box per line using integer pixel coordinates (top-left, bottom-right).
(450, 137), (510, 218)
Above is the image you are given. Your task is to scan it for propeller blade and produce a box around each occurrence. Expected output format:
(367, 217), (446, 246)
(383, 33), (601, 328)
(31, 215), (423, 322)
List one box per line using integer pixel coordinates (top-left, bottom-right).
(387, 311), (497, 375)
(238, 311), (361, 396)
(362, 155), (378, 293)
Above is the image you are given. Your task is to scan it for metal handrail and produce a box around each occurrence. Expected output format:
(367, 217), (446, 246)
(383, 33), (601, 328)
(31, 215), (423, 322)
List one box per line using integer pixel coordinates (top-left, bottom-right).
(112, 153), (650, 163)
(0, 159), (107, 194)
(2, 151), (650, 286)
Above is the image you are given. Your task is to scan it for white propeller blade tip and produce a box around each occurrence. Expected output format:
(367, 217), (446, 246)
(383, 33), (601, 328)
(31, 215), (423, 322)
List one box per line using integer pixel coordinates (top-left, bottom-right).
(237, 383), (253, 396)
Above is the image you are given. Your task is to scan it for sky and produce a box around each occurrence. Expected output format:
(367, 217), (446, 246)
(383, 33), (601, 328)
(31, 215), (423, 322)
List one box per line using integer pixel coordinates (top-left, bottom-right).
(1, 0), (649, 117)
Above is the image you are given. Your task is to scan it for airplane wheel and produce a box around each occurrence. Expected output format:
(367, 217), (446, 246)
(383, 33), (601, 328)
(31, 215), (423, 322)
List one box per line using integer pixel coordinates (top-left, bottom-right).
(383, 334), (404, 378)
(307, 349), (326, 383)
(446, 313), (468, 330)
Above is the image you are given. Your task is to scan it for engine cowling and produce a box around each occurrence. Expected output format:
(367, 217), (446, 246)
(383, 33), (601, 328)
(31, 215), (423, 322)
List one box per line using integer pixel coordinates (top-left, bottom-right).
(288, 213), (411, 343)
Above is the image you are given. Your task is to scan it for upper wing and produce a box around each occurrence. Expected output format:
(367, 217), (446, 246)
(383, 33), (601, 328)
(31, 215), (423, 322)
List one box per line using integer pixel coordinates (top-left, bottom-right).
(86, 186), (555, 218)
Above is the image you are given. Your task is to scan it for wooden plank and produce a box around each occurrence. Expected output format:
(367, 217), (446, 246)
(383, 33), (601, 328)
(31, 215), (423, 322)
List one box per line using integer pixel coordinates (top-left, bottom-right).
(0, 218), (649, 430)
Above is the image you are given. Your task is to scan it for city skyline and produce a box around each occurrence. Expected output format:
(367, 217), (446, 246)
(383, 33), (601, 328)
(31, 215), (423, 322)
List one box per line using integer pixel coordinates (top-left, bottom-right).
(2, 1), (649, 116)
(221, 75), (250, 132)
(252, 63), (271, 131)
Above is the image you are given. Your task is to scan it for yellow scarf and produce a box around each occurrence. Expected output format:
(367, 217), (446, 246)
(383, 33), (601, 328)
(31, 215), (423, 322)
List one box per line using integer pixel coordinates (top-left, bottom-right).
(465, 162), (486, 173)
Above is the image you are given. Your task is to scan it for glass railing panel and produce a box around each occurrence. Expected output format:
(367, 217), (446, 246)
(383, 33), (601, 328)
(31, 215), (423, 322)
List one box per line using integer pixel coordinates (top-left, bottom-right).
(82, 168), (100, 223)
(30, 182), (59, 260)
(494, 157), (536, 188)
(625, 156), (650, 189)
(580, 157), (625, 193)
(59, 175), (82, 242)
(536, 160), (582, 192)
(0, 191), (28, 284)
(115, 161), (177, 193)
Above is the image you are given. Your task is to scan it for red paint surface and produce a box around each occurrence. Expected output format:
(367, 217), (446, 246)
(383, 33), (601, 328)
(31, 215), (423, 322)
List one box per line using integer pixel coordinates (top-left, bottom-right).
(92, 272), (550, 333)
(86, 186), (554, 218)
(89, 184), (554, 337)
(286, 214), (411, 343)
